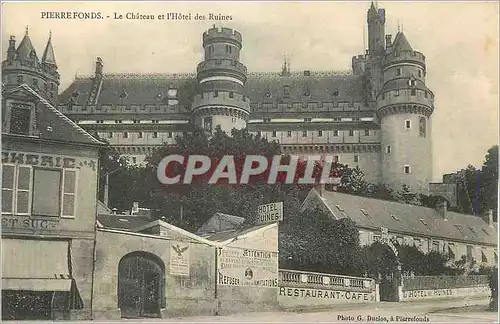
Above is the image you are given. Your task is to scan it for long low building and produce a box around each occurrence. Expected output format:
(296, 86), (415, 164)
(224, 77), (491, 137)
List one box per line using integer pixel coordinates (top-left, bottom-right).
(300, 186), (498, 268)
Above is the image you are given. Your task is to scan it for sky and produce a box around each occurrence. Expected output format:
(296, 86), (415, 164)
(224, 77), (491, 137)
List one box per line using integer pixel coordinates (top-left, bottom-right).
(1, 1), (498, 182)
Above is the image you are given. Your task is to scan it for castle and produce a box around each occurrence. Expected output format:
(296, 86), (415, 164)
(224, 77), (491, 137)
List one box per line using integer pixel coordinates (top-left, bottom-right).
(1, 3), (436, 194)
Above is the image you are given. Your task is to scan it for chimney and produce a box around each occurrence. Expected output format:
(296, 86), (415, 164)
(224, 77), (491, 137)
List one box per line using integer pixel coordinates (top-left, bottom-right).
(7, 35), (16, 63)
(488, 209), (494, 227)
(95, 57), (103, 76)
(436, 200), (447, 219)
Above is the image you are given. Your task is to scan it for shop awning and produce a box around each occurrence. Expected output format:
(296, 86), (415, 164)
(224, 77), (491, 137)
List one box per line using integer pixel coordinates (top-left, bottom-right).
(2, 239), (71, 291)
(2, 278), (72, 291)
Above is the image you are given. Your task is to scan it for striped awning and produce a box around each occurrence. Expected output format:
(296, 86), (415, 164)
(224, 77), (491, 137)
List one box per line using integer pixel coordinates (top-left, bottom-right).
(2, 238), (71, 291)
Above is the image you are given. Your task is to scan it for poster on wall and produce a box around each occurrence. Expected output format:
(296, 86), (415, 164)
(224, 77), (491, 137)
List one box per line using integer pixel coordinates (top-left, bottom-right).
(217, 246), (278, 287)
(170, 241), (190, 276)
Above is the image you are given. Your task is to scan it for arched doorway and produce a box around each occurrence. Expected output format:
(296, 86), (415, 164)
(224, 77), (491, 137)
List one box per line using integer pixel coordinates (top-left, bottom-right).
(118, 252), (165, 318)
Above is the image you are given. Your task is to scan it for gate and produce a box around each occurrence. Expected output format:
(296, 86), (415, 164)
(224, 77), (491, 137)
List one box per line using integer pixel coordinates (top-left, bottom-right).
(118, 252), (165, 318)
(379, 273), (400, 301)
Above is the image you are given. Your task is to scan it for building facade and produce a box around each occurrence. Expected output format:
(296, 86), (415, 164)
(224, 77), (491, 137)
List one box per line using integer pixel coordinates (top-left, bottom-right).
(19, 2), (434, 193)
(301, 187), (498, 270)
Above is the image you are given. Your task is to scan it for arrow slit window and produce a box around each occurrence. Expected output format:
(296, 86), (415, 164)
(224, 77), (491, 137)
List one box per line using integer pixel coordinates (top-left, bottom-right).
(419, 117), (426, 138)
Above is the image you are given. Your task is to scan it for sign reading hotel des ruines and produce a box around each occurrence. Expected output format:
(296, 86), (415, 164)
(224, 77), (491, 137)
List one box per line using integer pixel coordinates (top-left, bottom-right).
(217, 247), (278, 287)
(256, 202), (283, 225)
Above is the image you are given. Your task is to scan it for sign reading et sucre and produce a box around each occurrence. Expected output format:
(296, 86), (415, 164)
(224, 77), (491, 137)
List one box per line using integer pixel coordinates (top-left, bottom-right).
(256, 202), (283, 225)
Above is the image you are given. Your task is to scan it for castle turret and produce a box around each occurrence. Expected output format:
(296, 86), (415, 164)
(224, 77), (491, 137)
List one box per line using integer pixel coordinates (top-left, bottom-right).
(377, 31), (434, 193)
(191, 26), (250, 135)
(2, 28), (60, 105)
(367, 1), (385, 57)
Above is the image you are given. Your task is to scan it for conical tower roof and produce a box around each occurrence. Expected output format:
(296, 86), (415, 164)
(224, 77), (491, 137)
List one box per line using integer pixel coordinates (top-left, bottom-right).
(16, 27), (38, 61)
(392, 32), (413, 52)
(42, 32), (57, 66)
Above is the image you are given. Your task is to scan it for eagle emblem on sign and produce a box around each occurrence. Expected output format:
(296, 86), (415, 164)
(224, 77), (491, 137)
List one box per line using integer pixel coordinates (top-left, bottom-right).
(172, 244), (189, 257)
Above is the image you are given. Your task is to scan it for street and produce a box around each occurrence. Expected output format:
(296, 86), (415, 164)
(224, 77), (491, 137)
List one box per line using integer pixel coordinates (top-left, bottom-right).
(119, 298), (497, 323)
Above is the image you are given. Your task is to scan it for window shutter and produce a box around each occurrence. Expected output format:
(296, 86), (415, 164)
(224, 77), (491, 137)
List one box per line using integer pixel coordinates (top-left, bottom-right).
(2, 164), (16, 214)
(16, 166), (32, 214)
(62, 169), (77, 217)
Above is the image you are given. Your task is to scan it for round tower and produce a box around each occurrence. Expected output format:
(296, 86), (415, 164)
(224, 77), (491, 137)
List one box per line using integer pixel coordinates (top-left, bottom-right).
(377, 33), (434, 194)
(191, 26), (250, 135)
(1, 29), (60, 105)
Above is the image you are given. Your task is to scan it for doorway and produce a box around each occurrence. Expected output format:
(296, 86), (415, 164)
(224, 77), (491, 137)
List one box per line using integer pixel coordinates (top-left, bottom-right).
(118, 252), (165, 318)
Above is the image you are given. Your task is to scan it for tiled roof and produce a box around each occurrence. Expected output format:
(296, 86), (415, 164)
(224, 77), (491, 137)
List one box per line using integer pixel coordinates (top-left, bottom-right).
(58, 71), (366, 109)
(196, 212), (245, 235)
(3, 84), (105, 146)
(41, 35), (56, 66)
(97, 214), (152, 231)
(392, 32), (413, 52)
(200, 223), (273, 243)
(313, 189), (497, 246)
(16, 33), (37, 61)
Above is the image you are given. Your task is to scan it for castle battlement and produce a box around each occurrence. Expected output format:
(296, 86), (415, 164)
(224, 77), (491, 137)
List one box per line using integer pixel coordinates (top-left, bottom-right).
(384, 50), (426, 68)
(203, 27), (242, 46)
(197, 59), (247, 75)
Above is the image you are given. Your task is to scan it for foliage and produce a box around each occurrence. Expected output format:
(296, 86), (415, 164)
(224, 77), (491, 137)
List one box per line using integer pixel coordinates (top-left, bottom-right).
(279, 207), (363, 276)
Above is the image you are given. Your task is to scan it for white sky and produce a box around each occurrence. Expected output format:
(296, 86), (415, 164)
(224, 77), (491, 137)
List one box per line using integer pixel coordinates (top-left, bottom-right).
(2, 1), (498, 181)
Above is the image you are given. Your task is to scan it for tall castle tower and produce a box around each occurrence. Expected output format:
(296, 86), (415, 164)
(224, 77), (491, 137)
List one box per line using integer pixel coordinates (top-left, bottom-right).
(191, 26), (250, 135)
(2, 28), (60, 105)
(377, 28), (435, 193)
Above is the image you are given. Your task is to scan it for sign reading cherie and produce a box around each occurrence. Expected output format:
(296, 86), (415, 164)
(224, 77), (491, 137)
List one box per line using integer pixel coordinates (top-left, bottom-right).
(156, 154), (343, 185)
(2, 152), (76, 168)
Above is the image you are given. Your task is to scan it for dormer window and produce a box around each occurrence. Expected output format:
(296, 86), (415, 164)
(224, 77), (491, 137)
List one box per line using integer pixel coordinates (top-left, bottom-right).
(303, 89), (311, 96)
(10, 103), (32, 135)
(333, 89), (339, 96)
(265, 91), (272, 98)
(119, 90), (128, 99)
(32, 78), (38, 87)
(156, 93), (163, 99)
(283, 86), (290, 98)
(72, 91), (80, 99)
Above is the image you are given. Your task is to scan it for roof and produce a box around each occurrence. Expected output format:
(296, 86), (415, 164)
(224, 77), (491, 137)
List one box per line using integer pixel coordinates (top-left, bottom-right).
(199, 223), (276, 244)
(392, 32), (413, 52)
(2, 84), (105, 146)
(58, 71), (366, 110)
(308, 189), (497, 246)
(16, 31), (37, 61)
(41, 34), (56, 66)
(196, 212), (245, 235)
(97, 214), (152, 230)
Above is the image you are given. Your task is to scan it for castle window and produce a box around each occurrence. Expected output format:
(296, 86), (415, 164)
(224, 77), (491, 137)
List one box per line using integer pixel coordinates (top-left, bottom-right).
(229, 92), (234, 98)
(302, 130), (308, 137)
(152, 120), (159, 124)
(123, 132), (129, 139)
(333, 89), (339, 96)
(334, 155), (339, 163)
(257, 131), (262, 137)
(10, 104), (31, 135)
(214, 91), (219, 97)
(168, 132), (173, 138)
(153, 132), (158, 138)
(132, 157), (137, 164)
(303, 89), (311, 97)
(381, 93), (385, 100)
(231, 118), (236, 123)
(50, 83), (55, 90)
(209, 45), (214, 53)
(225, 45), (232, 53)
(115, 120), (122, 124)
(156, 93), (163, 99)
(168, 99), (178, 106)
(405, 120), (412, 129)
(108, 132), (113, 138)
(418, 70), (422, 77)
(272, 131), (277, 137)
(419, 117), (426, 138)
(138, 132), (143, 139)
(167, 88), (178, 97)
(263, 118), (271, 123)
(318, 130), (323, 137)
(354, 155), (359, 163)
(304, 118), (312, 122)
(386, 145), (391, 154)
(409, 79), (416, 87)
(287, 131), (292, 137)
(396, 68), (402, 76)
(411, 89), (416, 96)
(424, 91), (428, 98)
(349, 130), (354, 136)
(17, 75), (23, 84)
(283, 86), (290, 98)
(264, 91), (272, 98)
(32, 78), (38, 87)
(395, 90), (400, 96)
(133, 120), (139, 124)
(404, 165), (411, 174)
(334, 130), (339, 136)
(204, 117), (212, 133)
(364, 129), (370, 136)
